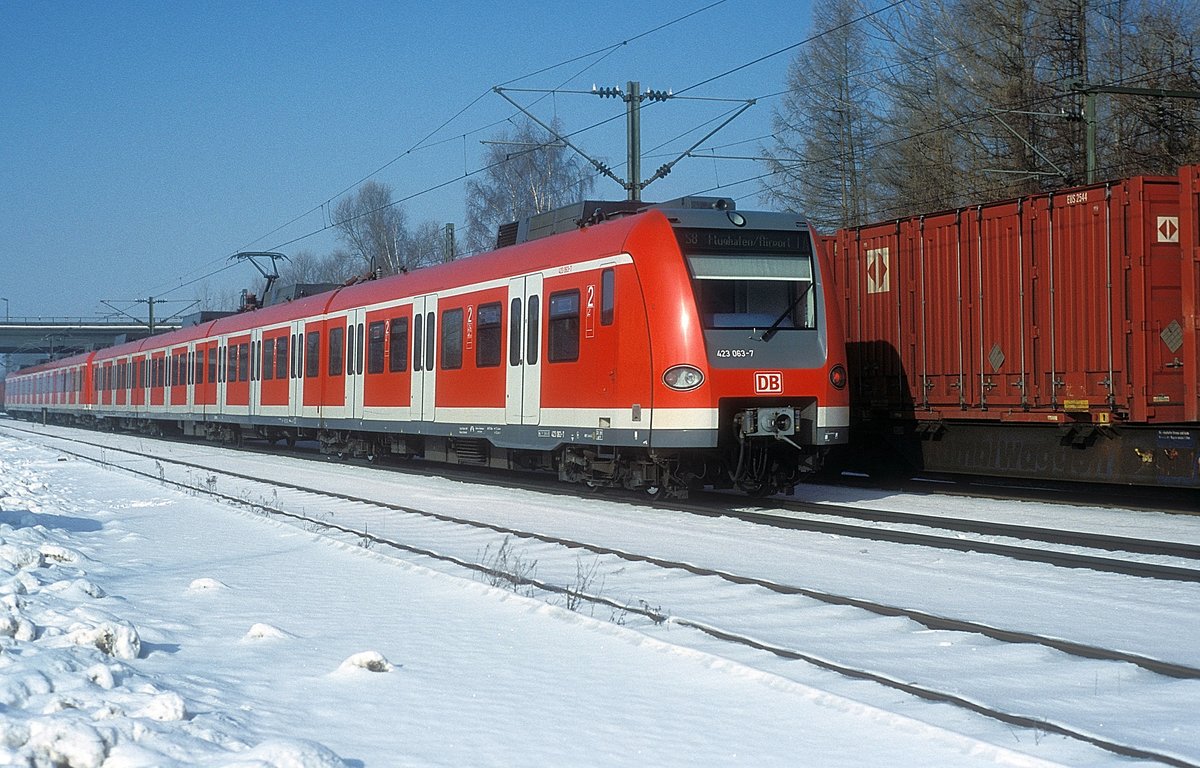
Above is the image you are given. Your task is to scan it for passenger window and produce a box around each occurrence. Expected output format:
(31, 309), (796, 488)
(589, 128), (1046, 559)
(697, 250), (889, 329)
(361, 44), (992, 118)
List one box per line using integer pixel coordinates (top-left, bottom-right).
(441, 308), (463, 370)
(275, 336), (288, 380)
(298, 330), (306, 378)
(263, 340), (275, 381)
(329, 326), (345, 377)
(526, 296), (539, 365)
(476, 302), (502, 367)
(601, 268), (615, 325)
(509, 298), (522, 366)
(548, 290), (580, 363)
(389, 317), (408, 372)
(424, 312), (435, 371)
(356, 322), (364, 376)
(413, 313), (423, 372)
(345, 324), (355, 376)
(238, 344), (249, 382)
(367, 321), (385, 374)
(305, 331), (321, 378)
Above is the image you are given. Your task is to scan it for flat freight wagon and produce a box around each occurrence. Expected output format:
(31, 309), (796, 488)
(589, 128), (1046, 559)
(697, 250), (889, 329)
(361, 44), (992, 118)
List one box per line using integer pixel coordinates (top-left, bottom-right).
(828, 165), (1200, 487)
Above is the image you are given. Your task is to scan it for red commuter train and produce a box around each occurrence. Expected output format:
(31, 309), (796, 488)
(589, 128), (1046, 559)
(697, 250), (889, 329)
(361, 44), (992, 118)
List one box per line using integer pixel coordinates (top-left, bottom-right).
(3, 199), (850, 497)
(827, 165), (1200, 488)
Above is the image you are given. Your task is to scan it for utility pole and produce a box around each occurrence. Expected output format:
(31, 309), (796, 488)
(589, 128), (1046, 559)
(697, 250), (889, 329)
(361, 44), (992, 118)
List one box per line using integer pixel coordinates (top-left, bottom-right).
(1069, 81), (1200, 183)
(627, 80), (641, 201)
(593, 81), (673, 201)
(495, 82), (753, 203)
(101, 296), (193, 335)
(443, 223), (456, 262)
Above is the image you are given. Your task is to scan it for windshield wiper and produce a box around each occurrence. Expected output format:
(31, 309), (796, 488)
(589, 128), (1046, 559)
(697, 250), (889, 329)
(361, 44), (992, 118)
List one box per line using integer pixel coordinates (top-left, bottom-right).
(760, 290), (808, 342)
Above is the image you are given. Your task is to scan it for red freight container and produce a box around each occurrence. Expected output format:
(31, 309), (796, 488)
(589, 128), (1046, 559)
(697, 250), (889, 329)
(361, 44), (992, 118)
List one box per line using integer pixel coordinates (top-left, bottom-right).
(831, 166), (1200, 486)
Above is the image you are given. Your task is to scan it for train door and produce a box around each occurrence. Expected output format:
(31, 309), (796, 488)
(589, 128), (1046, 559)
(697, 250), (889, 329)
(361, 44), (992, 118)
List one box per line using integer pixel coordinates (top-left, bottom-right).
(505, 275), (543, 425)
(343, 309), (366, 421)
(198, 342), (218, 413)
(185, 344), (195, 410)
(290, 321), (306, 420)
(411, 295), (437, 421)
(216, 337), (228, 413)
(132, 355), (146, 411)
(248, 328), (263, 418)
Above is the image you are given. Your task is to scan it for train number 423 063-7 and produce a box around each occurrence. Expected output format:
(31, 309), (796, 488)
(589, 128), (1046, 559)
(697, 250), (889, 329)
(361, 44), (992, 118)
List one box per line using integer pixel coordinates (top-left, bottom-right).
(716, 349), (754, 358)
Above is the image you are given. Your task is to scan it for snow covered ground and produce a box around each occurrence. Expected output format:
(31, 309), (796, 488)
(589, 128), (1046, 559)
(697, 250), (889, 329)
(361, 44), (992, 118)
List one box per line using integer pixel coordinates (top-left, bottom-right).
(0, 424), (1196, 766)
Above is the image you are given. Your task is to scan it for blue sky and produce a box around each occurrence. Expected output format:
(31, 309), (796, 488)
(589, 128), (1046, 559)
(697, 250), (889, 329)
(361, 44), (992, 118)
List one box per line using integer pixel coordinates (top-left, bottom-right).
(1, 1), (814, 319)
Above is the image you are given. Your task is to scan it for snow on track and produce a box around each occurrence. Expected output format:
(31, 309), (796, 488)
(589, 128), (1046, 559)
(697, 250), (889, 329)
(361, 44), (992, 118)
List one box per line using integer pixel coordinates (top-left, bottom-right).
(0, 426), (1181, 765)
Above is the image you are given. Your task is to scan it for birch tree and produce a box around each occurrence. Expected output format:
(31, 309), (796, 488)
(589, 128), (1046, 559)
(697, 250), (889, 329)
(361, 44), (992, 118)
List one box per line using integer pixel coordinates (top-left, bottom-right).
(463, 118), (595, 254)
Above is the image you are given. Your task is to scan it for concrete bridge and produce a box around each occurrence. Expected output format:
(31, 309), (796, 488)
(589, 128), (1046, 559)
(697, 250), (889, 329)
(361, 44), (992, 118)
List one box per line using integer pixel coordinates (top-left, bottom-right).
(0, 317), (181, 358)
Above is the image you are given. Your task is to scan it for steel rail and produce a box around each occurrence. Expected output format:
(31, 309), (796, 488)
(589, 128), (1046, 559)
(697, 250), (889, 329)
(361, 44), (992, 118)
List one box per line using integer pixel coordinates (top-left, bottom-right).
(7, 424), (1199, 768)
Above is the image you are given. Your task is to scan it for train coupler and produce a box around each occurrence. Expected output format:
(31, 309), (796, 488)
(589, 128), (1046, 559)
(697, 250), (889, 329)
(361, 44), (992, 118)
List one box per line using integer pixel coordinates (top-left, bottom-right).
(734, 407), (803, 451)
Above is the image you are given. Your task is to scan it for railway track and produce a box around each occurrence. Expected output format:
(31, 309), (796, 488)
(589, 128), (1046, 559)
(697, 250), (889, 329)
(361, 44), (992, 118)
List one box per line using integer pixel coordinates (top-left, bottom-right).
(6, 418), (1198, 582)
(686, 494), (1200, 582)
(827, 470), (1200, 516)
(4, 421), (1199, 766)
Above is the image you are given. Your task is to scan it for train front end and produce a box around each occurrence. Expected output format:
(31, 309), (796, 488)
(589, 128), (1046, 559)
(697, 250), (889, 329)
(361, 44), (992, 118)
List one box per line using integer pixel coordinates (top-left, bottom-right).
(637, 201), (850, 495)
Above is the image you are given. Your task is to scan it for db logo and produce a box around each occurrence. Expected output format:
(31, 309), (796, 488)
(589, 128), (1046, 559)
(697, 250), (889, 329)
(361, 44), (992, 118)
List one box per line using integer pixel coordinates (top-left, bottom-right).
(754, 371), (784, 394)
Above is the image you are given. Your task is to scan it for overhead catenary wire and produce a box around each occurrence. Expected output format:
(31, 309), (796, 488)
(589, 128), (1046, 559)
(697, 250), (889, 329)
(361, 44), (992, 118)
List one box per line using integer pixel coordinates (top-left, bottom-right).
(129, 0), (1198, 310)
(145, 0), (883, 302)
(708, 53), (1200, 221)
(127, 1), (734, 309)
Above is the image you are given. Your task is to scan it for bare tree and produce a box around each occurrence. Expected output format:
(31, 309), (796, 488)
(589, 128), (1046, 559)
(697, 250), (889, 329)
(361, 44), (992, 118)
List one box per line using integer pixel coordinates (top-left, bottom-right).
(332, 181), (454, 275)
(869, 0), (978, 217)
(405, 221), (452, 266)
(1097, 0), (1200, 177)
(332, 181), (409, 276)
(273, 249), (358, 288)
(194, 281), (242, 312)
(464, 117), (595, 254)
(766, 0), (1200, 224)
(761, 0), (883, 230)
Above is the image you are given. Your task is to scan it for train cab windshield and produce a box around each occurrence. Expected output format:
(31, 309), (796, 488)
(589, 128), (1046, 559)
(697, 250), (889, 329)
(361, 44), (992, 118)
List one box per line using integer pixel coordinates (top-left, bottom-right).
(678, 228), (817, 333)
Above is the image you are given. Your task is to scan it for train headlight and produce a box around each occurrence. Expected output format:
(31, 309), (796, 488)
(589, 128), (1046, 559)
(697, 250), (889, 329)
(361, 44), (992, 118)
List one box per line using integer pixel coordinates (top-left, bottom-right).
(663, 365), (704, 391)
(830, 364), (847, 390)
